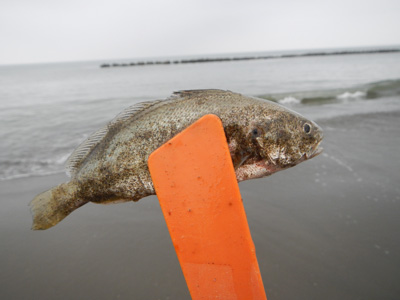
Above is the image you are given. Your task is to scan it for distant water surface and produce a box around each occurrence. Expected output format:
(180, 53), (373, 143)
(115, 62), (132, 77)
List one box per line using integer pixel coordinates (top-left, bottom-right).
(0, 47), (400, 180)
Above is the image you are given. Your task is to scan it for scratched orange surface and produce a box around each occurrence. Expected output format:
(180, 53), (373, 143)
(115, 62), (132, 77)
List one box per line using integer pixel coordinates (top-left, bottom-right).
(148, 114), (267, 300)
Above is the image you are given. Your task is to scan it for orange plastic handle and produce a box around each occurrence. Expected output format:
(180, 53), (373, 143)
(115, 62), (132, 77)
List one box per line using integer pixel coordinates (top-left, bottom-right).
(148, 114), (267, 300)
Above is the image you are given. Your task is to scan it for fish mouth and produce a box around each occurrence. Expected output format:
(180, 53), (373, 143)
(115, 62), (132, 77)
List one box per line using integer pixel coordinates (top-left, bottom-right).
(262, 140), (324, 170)
(305, 141), (324, 159)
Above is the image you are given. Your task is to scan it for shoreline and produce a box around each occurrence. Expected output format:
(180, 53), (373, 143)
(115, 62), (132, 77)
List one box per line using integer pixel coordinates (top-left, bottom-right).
(99, 48), (400, 68)
(1, 109), (399, 299)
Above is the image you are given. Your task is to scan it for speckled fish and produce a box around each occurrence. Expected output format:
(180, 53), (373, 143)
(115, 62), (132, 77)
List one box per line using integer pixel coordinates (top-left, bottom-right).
(30, 89), (323, 230)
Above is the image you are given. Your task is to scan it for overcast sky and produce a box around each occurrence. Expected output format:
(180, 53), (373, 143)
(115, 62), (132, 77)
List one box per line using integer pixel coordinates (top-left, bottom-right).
(1, 0), (399, 65)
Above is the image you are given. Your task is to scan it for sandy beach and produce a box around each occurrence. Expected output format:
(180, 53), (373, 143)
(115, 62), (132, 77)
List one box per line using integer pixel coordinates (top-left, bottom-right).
(0, 110), (399, 299)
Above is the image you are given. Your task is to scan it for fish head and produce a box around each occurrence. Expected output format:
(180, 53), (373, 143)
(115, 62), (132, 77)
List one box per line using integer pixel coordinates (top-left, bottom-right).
(233, 100), (323, 181)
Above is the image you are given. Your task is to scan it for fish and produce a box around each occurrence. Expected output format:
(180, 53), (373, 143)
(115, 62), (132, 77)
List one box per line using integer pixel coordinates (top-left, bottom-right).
(30, 89), (323, 230)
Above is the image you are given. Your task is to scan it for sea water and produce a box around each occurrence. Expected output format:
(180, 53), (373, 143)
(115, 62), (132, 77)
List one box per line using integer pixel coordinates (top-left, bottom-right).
(1, 47), (400, 180)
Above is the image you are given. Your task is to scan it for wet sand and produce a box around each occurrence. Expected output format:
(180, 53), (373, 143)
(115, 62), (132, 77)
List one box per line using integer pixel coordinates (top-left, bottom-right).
(1, 111), (399, 299)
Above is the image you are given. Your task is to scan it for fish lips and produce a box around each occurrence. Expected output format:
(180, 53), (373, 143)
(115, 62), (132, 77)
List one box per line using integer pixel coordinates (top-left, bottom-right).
(263, 141), (324, 171)
(305, 141), (324, 160)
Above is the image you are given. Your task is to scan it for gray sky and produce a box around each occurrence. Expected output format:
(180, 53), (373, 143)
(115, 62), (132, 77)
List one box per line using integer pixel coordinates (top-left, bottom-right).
(1, 0), (399, 65)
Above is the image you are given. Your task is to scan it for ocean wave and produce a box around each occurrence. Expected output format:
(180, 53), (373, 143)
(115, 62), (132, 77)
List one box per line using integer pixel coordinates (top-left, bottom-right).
(1, 78), (400, 182)
(0, 155), (69, 181)
(0, 170), (65, 181)
(336, 91), (366, 101)
(260, 79), (400, 105)
(278, 96), (302, 105)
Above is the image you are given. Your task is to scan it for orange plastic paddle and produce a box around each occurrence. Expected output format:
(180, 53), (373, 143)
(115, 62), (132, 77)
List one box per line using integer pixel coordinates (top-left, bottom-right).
(148, 114), (267, 300)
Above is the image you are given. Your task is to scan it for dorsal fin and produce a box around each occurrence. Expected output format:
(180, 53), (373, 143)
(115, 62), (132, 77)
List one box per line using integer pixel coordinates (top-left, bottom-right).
(65, 99), (164, 177)
(109, 100), (164, 126)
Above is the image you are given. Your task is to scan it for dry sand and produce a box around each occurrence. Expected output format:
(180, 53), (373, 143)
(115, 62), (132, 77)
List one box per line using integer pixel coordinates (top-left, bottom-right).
(1, 111), (399, 299)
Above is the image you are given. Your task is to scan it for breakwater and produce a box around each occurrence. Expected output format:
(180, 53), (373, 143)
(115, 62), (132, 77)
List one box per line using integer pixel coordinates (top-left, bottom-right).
(100, 48), (400, 68)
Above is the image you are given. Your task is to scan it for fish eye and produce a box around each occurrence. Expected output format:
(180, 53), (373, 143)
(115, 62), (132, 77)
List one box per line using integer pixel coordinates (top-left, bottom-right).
(303, 123), (311, 134)
(252, 128), (260, 137)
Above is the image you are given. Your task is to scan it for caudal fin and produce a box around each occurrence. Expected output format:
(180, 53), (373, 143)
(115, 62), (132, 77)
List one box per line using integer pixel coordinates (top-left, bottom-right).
(30, 181), (87, 230)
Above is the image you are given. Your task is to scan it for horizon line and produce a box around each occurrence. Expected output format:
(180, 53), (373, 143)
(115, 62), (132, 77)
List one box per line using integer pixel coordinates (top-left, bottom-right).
(1, 44), (399, 67)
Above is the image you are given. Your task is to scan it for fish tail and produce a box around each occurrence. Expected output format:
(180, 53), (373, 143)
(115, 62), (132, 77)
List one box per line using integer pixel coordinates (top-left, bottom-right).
(30, 181), (87, 230)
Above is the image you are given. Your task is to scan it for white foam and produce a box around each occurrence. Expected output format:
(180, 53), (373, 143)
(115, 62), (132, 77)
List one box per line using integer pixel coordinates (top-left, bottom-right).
(336, 91), (366, 101)
(278, 96), (301, 105)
